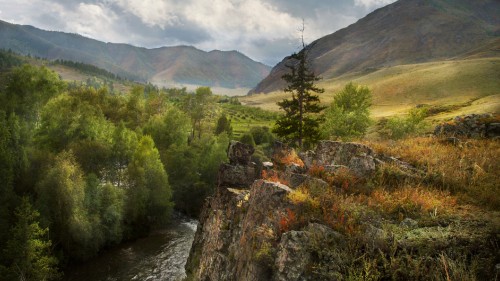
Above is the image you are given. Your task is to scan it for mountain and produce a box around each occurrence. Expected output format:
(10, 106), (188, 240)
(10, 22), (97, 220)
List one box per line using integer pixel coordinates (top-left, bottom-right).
(0, 20), (271, 89)
(249, 0), (500, 94)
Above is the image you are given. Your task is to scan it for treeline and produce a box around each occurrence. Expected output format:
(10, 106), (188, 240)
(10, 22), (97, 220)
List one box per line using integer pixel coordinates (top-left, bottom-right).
(53, 59), (123, 81)
(0, 64), (232, 280)
(0, 49), (23, 70)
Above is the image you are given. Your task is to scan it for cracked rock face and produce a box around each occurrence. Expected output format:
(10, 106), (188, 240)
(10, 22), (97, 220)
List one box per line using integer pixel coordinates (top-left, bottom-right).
(300, 141), (377, 178)
(186, 180), (294, 281)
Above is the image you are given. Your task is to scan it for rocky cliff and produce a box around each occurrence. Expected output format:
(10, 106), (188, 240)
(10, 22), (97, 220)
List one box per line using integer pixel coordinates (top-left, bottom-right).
(185, 140), (498, 280)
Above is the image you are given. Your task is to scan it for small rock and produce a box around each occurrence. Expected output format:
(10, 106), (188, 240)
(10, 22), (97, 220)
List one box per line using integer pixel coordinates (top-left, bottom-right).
(286, 173), (309, 189)
(262, 161), (274, 170)
(400, 218), (418, 228)
(285, 163), (305, 174)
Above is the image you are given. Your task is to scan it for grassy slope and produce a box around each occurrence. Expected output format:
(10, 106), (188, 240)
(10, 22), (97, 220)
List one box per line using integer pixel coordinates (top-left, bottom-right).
(241, 58), (500, 119)
(46, 63), (133, 94)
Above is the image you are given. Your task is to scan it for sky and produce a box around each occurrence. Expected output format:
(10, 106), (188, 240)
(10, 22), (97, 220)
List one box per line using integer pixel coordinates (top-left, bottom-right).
(0, 0), (396, 66)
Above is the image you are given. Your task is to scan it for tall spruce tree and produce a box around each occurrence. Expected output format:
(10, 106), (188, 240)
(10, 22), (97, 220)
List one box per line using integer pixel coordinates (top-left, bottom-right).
(273, 38), (325, 148)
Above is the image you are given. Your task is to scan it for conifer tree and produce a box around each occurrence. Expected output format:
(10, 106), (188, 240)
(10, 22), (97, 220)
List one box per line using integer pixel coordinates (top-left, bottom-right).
(273, 39), (325, 148)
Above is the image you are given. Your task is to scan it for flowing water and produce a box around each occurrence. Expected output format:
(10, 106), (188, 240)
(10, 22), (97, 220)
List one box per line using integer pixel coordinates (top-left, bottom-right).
(63, 216), (198, 281)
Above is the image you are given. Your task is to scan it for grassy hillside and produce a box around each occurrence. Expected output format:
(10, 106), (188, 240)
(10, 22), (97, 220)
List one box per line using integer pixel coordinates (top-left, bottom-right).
(250, 0), (500, 94)
(241, 58), (500, 119)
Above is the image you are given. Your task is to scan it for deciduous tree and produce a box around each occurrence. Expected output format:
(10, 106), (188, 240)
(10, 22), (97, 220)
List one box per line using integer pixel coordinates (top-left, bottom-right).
(321, 82), (373, 140)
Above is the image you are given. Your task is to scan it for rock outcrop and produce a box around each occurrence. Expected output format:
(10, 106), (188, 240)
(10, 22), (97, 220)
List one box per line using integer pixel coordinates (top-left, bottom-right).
(218, 141), (259, 188)
(300, 141), (377, 178)
(185, 140), (497, 281)
(434, 113), (500, 138)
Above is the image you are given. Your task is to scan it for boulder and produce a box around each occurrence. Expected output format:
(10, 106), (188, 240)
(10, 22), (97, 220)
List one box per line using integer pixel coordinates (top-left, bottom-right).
(218, 163), (258, 188)
(227, 140), (255, 165)
(274, 223), (344, 281)
(434, 113), (498, 138)
(300, 141), (377, 178)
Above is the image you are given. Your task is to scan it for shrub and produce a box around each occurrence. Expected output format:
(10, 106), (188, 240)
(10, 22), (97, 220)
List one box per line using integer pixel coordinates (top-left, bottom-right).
(250, 126), (274, 145)
(380, 108), (428, 139)
(321, 82), (373, 141)
(240, 132), (256, 147)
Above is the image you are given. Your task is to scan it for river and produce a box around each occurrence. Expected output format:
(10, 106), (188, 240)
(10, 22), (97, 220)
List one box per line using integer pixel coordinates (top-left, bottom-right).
(62, 216), (198, 281)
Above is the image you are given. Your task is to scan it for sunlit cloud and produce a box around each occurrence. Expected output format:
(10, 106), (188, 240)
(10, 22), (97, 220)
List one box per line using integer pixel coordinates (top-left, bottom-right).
(0, 0), (397, 65)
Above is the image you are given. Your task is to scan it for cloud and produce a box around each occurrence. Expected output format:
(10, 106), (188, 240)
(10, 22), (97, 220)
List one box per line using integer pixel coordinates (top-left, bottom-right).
(109, 0), (182, 28)
(353, 0), (396, 9)
(68, 3), (119, 39)
(0, 0), (397, 65)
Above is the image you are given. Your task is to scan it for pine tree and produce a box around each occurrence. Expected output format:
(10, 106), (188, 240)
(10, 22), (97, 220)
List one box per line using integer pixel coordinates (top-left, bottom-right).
(273, 38), (325, 148)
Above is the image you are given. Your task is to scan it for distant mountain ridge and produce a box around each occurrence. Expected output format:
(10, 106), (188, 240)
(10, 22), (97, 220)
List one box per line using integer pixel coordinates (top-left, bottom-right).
(249, 0), (500, 94)
(0, 20), (271, 89)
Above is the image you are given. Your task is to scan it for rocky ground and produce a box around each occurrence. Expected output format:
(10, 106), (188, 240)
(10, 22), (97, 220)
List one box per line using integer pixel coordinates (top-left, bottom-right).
(185, 134), (499, 280)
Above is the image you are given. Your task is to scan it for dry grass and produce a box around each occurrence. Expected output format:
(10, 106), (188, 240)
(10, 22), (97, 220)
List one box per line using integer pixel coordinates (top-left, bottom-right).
(269, 136), (498, 280)
(241, 58), (500, 118)
(364, 137), (500, 210)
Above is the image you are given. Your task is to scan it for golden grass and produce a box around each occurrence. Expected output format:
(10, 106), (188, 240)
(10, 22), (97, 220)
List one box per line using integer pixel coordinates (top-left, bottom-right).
(364, 137), (500, 210)
(241, 58), (500, 118)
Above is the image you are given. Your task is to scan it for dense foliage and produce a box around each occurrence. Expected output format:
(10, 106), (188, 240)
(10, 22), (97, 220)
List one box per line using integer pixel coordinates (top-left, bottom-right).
(0, 63), (235, 279)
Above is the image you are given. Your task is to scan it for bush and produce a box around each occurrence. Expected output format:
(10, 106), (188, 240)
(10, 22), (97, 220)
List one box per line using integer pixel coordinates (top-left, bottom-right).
(250, 126), (274, 145)
(240, 133), (256, 147)
(321, 82), (372, 140)
(381, 108), (428, 139)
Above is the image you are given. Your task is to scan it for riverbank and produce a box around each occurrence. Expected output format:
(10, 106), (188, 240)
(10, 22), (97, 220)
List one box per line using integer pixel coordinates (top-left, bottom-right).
(63, 216), (197, 281)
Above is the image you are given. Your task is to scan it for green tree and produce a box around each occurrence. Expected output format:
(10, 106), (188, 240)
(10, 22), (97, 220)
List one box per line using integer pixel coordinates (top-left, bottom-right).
(164, 134), (228, 216)
(123, 86), (146, 129)
(2, 197), (59, 281)
(0, 112), (21, 267)
(0, 65), (65, 123)
(321, 82), (373, 140)
(36, 151), (95, 260)
(126, 136), (173, 232)
(143, 105), (191, 151)
(273, 46), (325, 148)
(109, 122), (138, 188)
(214, 114), (232, 136)
(98, 183), (125, 244)
(36, 93), (112, 152)
(183, 87), (218, 140)
(250, 126), (274, 145)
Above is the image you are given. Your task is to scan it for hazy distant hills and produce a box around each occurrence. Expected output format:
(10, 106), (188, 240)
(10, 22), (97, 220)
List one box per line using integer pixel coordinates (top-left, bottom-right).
(249, 0), (500, 95)
(0, 20), (271, 89)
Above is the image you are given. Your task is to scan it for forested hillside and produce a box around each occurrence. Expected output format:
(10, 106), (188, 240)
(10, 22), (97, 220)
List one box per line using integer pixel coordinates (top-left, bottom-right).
(0, 20), (271, 89)
(0, 57), (261, 278)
